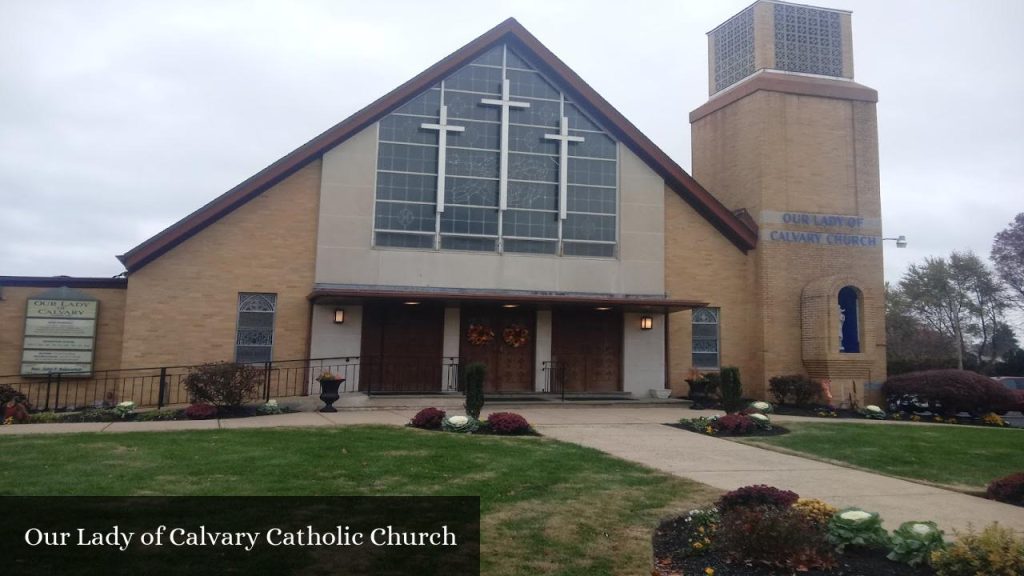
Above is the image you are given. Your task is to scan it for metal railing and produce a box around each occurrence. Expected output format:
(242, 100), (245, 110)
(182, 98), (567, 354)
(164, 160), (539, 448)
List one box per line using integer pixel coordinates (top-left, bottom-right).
(0, 355), (462, 412)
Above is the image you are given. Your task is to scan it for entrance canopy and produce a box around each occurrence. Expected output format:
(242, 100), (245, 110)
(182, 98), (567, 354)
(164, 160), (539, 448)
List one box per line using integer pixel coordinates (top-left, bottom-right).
(308, 284), (705, 313)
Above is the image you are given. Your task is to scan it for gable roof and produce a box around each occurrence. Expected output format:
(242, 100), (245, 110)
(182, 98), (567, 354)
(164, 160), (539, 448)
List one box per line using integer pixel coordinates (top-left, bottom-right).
(118, 18), (758, 272)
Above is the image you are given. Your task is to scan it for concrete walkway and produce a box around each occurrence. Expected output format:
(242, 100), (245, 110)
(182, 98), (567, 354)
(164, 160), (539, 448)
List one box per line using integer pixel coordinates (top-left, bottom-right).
(2, 403), (1022, 535)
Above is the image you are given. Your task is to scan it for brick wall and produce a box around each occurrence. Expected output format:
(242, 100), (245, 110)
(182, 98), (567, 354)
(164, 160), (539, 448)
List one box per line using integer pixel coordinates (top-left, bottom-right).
(119, 160), (322, 369)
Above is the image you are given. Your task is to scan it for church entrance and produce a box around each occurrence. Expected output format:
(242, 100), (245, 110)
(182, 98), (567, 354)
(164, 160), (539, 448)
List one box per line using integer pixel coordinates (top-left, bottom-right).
(551, 309), (622, 392)
(359, 303), (444, 393)
(459, 306), (535, 393)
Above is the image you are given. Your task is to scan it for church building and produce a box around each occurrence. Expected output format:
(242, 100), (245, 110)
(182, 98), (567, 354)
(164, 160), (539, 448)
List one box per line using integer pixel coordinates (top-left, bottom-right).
(0, 1), (887, 406)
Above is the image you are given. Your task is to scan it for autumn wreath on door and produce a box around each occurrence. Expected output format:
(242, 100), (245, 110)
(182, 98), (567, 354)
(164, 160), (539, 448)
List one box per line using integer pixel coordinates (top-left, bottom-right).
(467, 323), (495, 346)
(502, 324), (530, 348)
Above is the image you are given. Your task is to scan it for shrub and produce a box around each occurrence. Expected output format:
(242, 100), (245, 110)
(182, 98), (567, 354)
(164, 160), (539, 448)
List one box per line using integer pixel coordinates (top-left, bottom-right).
(714, 506), (836, 571)
(486, 412), (531, 435)
(183, 362), (263, 408)
(410, 407), (446, 430)
(769, 374), (821, 406)
(793, 498), (838, 527)
(717, 484), (799, 514)
(28, 411), (63, 424)
(827, 508), (890, 552)
(136, 409), (181, 422)
(718, 366), (744, 413)
(463, 362), (486, 419)
(713, 413), (756, 435)
(930, 523), (1024, 576)
(441, 414), (479, 433)
(0, 384), (28, 406)
(887, 521), (946, 567)
(986, 472), (1024, 507)
(184, 403), (218, 420)
(882, 369), (1017, 416)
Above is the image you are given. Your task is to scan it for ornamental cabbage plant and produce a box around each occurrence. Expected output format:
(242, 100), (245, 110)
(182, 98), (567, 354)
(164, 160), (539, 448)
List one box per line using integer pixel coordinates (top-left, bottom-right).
(114, 401), (135, 419)
(887, 521), (945, 567)
(827, 508), (890, 552)
(862, 405), (887, 420)
(749, 412), (772, 430)
(442, 414), (480, 433)
(748, 400), (773, 414)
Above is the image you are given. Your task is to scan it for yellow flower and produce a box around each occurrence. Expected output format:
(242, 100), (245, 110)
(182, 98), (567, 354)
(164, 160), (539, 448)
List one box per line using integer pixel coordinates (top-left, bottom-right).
(693, 542), (703, 549)
(704, 568), (715, 576)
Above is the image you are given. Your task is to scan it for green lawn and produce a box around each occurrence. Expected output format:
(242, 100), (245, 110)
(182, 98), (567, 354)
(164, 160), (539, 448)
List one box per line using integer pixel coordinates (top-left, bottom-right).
(0, 426), (715, 576)
(745, 422), (1024, 488)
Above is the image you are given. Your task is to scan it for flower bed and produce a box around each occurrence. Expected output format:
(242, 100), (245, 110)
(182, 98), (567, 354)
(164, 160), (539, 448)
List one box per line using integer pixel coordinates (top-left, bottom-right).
(14, 400), (294, 424)
(677, 405), (788, 437)
(652, 484), (1024, 575)
(408, 408), (539, 436)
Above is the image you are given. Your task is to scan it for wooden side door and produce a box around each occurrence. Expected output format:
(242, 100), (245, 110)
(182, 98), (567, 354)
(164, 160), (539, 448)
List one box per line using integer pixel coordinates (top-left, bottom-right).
(551, 309), (622, 392)
(360, 303), (444, 392)
(460, 306), (535, 392)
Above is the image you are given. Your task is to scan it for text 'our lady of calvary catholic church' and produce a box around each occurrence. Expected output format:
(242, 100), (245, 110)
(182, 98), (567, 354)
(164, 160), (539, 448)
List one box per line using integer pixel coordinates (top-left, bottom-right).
(0, 1), (888, 407)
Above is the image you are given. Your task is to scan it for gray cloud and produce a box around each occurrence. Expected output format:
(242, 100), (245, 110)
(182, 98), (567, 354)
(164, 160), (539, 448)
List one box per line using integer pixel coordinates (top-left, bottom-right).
(1, 0), (1021, 287)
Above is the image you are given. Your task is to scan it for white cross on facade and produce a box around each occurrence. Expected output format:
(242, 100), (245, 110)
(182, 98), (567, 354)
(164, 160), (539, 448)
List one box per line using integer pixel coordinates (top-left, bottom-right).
(420, 105), (465, 213)
(544, 116), (585, 220)
(481, 79), (530, 211)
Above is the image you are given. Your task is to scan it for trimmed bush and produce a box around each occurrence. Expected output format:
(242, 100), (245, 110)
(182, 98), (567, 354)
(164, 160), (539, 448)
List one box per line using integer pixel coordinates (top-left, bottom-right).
(769, 374), (821, 406)
(882, 369), (1017, 416)
(410, 407), (446, 430)
(184, 403), (218, 420)
(986, 472), (1024, 507)
(714, 413), (756, 435)
(718, 366), (744, 414)
(714, 506), (836, 571)
(463, 362), (486, 419)
(184, 362), (263, 408)
(717, 484), (799, 514)
(930, 523), (1024, 576)
(0, 384), (28, 407)
(486, 412), (531, 435)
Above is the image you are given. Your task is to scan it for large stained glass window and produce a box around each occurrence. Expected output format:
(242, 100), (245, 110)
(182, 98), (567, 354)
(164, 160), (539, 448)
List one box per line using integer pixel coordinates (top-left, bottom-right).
(374, 44), (618, 257)
(692, 307), (720, 370)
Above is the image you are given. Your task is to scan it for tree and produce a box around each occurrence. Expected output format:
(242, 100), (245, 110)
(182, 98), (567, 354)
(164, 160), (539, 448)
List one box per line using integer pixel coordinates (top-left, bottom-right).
(991, 213), (1024, 308)
(899, 256), (973, 369)
(897, 251), (1009, 370)
(885, 282), (957, 373)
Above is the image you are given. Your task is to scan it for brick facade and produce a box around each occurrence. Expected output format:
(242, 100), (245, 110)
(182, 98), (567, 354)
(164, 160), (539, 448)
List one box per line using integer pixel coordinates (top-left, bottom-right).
(119, 161), (322, 369)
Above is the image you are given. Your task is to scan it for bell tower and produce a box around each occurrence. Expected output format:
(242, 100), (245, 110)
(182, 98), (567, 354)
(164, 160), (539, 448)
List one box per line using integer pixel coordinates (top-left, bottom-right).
(691, 1), (886, 406)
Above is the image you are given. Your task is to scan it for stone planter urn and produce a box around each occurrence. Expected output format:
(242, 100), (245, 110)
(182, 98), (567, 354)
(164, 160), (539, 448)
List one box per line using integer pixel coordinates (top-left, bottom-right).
(317, 376), (345, 413)
(685, 379), (709, 409)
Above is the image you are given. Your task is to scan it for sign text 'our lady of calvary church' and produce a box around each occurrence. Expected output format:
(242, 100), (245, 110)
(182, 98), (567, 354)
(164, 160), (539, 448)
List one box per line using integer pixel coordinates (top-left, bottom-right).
(762, 210), (881, 247)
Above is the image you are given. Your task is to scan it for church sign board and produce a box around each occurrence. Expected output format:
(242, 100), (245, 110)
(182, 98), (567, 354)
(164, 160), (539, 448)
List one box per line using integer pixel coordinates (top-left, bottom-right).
(20, 291), (99, 376)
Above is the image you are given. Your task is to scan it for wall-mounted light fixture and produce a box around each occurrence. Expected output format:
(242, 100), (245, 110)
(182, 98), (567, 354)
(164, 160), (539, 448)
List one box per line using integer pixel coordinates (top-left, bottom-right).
(334, 309), (345, 324)
(640, 315), (653, 330)
(594, 306), (612, 311)
(403, 301), (421, 306)
(882, 235), (908, 248)
(502, 304), (519, 308)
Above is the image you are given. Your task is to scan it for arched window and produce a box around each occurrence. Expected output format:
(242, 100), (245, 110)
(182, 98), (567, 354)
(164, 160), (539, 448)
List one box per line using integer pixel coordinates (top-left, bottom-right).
(838, 286), (860, 353)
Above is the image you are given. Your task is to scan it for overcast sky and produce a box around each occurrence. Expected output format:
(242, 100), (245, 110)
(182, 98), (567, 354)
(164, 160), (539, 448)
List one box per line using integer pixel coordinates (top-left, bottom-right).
(2, 0), (1022, 285)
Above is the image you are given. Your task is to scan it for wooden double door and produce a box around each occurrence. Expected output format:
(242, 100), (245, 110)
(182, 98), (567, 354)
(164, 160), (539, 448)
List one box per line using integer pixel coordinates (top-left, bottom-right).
(359, 303), (444, 392)
(459, 306), (535, 392)
(551, 309), (622, 392)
